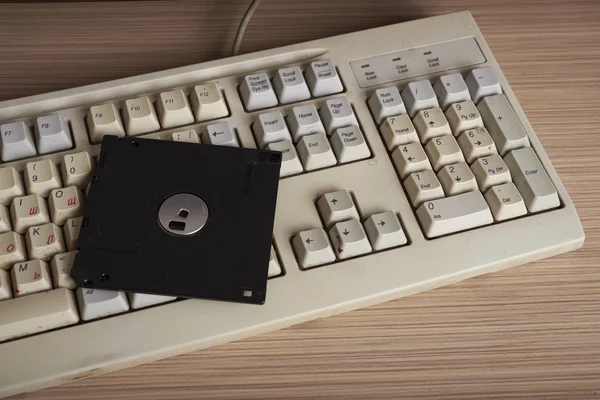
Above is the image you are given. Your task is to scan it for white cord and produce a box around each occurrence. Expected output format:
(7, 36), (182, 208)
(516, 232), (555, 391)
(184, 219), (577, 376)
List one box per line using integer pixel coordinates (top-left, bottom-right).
(232, 0), (263, 56)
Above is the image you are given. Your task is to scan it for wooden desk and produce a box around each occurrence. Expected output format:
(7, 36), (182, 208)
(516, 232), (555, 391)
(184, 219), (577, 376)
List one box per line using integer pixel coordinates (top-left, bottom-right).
(2, 1), (599, 398)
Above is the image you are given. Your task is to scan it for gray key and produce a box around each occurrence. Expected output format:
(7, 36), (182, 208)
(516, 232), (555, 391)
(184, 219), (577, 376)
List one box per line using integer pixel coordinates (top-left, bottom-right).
(477, 94), (530, 155)
(35, 114), (73, 154)
(503, 147), (559, 212)
(0, 121), (36, 162)
(204, 123), (239, 147)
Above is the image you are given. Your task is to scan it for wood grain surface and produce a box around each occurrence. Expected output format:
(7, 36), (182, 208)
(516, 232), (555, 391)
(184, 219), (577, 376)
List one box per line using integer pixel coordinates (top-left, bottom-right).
(2, 0), (599, 399)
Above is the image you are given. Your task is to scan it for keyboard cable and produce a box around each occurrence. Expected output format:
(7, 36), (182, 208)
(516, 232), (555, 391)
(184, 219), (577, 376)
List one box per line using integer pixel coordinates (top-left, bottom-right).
(232, 0), (262, 56)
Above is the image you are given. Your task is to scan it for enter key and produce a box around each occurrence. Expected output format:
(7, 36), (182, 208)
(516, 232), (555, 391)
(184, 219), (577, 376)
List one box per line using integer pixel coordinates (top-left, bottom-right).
(503, 147), (560, 213)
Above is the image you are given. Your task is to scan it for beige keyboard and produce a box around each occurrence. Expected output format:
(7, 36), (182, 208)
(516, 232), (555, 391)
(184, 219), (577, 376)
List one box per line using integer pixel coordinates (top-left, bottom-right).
(0, 11), (584, 397)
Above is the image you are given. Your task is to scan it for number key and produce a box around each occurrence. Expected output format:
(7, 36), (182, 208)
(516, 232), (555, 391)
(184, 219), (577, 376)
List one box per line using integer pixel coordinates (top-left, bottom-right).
(403, 170), (445, 207)
(0, 167), (25, 206)
(444, 100), (484, 135)
(61, 151), (94, 189)
(457, 127), (498, 163)
(391, 142), (432, 179)
(412, 107), (451, 143)
(437, 162), (478, 195)
(379, 114), (418, 151)
(471, 154), (512, 192)
(24, 159), (62, 198)
(424, 135), (465, 171)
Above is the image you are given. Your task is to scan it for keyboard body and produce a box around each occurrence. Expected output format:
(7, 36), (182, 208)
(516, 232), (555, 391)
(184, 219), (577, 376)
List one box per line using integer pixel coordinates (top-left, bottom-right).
(0, 11), (584, 397)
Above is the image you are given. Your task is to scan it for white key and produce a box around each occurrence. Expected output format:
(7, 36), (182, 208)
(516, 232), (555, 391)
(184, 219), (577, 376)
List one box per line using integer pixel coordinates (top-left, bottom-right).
(266, 140), (303, 177)
(48, 186), (85, 226)
(287, 104), (326, 142)
(61, 151), (94, 189)
(0, 288), (79, 342)
(457, 127), (498, 163)
(364, 211), (407, 251)
(425, 135), (465, 171)
(330, 126), (370, 163)
(51, 251), (78, 290)
(317, 190), (359, 228)
(368, 87), (407, 124)
(403, 170), (445, 207)
(471, 155), (512, 192)
(35, 114), (73, 154)
(11, 259), (52, 297)
(465, 66), (502, 103)
(417, 191), (493, 238)
(240, 73), (278, 111)
(401, 80), (439, 117)
(172, 129), (200, 143)
(0, 204), (11, 233)
(0, 121), (37, 161)
(484, 183), (527, 221)
(127, 293), (176, 310)
(205, 123), (239, 147)
(433, 73), (471, 109)
(156, 89), (195, 128)
(305, 59), (343, 97)
(329, 219), (372, 260)
(10, 194), (50, 234)
(24, 159), (62, 197)
(25, 222), (65, 261)
(379, 115), (419, 151)
(504, 147), (559, 212)
(0, 268), (12, 300)
(0, 231), (27, 270)
(478, 94), (530, 155)
(273, 66), (311, 104)
(412, 107), (451, 143)
(252, 111), (292, 149)
(296, 132), (337, 171)
(268, 246), (282, 278)
(190, 83), (228, 121)
(0, 167), (25, 206)
(63, 216), (82, 251)
(391, 142), (432, 179)
(319, 97), (358, 134)
(293, 228), (335, 269)
(445, 101), (483, 135)
(437, 162), (478, 195)
(121, 96), (160, 135)
(77, 288), (129, 321)
(87, 103), (126, 142)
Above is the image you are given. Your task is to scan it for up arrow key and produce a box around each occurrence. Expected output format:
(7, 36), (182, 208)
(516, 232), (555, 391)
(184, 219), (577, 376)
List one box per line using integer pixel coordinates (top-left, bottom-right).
(330, 199), (338, 205)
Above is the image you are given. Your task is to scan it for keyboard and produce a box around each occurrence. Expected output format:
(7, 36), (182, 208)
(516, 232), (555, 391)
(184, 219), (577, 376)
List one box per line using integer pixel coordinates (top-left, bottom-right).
(0, 11), (584, 397)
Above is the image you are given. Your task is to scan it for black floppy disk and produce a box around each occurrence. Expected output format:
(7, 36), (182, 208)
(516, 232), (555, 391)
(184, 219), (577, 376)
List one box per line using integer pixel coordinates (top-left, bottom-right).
(70, 136), (282, 305)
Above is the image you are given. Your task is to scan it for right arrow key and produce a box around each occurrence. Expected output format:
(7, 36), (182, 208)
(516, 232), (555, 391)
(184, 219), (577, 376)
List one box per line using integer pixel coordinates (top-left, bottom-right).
(364, 211), (408, 251)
